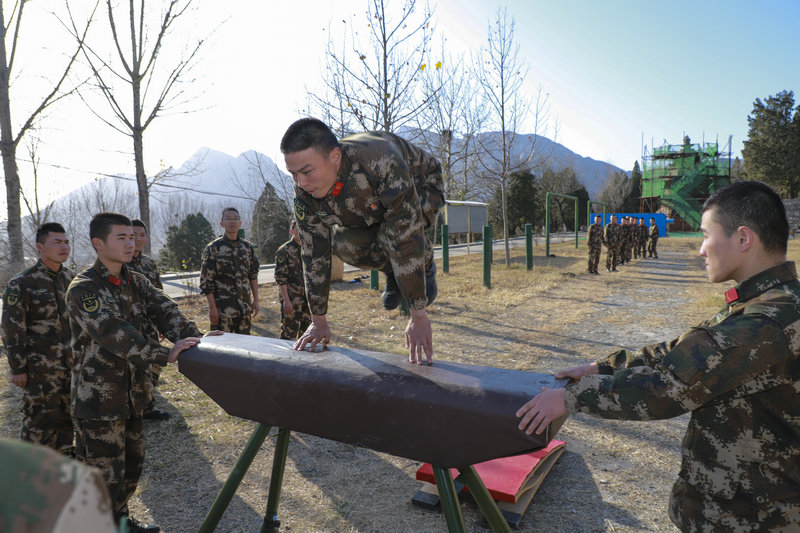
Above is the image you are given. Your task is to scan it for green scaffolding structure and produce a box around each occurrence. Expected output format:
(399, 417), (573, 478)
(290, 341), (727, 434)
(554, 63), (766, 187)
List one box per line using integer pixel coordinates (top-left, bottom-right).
(640, 135), (731, 231)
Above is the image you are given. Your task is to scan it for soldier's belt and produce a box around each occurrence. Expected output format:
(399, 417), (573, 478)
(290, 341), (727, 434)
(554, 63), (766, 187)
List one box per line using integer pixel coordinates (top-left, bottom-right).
(179, 334), (566, 467)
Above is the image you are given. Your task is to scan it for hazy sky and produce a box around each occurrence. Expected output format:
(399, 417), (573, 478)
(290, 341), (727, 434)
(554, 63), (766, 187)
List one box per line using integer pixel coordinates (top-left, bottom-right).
(8, 0), (800, 209)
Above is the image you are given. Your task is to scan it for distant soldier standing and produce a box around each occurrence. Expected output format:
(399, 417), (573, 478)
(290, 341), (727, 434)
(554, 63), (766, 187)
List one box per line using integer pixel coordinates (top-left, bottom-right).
(67, 212), (218, 532)
(274, 220), (312, 340)
(618, 218), (628, 265)
(604, 215), (620, 272)
(281, 118), (444, 363)
(587, 215), (603, 275)
(200, 207), (260, 334)
(2, 223), (74, 455)
(128, 219), (169, 421)
(636, 218), (648, 258)
(648, 217), (659, 258)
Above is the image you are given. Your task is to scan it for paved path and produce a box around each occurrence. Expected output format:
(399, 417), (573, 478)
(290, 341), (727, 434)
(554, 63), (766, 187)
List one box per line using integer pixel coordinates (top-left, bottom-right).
(161, 232), (583, 299)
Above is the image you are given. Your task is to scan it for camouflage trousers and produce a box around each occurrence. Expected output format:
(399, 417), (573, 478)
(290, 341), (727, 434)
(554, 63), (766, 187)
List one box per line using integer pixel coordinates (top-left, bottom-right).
(212, 312), (252, 335)
(144, 363), (162, 413)
(331, 224), (434, 275)
(21, 368), (73, 455)
(637, 240), (647, 258)
(669, 478), (800, 532)
(280, 294), (312, 340)
(648, 237), (659, 257)
(633, 240), (641, 258)
(74, 416), (144, 521)
(588, 245), (601, 273)
(605, 246), (619, 270)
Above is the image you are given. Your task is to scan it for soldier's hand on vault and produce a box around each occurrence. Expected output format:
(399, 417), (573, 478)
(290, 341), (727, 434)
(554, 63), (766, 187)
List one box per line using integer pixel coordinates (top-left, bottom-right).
(516, 387), (567, 435)
(168, 337), (202, 363)
(294, 315), (331, 351)
(555, 362), (599, 382)
(11, 372), (28, 388)
(405, 309), (433, 365)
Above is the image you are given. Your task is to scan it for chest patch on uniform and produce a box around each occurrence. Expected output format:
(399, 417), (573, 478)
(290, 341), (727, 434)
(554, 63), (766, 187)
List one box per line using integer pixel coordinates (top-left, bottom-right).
(80, 293), (100, 313)
(294, 198), (307, 221)
(6, 288), (19, 306)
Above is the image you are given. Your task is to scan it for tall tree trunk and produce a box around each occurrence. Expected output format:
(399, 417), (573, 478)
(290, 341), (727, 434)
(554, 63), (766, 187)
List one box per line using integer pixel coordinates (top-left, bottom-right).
(131, 79), (151, 255)
(0, 23), (23, 274)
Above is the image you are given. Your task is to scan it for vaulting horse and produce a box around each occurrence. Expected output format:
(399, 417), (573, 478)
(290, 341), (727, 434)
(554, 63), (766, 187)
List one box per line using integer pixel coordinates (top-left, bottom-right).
(180, 334), (567, 532)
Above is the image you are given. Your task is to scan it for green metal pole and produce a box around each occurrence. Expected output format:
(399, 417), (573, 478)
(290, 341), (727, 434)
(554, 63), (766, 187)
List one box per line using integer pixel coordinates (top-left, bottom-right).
(432, 466), (467, 533)
(199, 423), (272, 533)
(587, 199), (592, 231)
(370, 270), (379, 291)
(574, 197), (579, 249)
(525, 223), (532, 270)
(482, 225), (492, 289)
(442, 224), (449, 273)
(545, 193), (551, 257)
(261, 428), (291, 533)
(457, 465), (512, 533)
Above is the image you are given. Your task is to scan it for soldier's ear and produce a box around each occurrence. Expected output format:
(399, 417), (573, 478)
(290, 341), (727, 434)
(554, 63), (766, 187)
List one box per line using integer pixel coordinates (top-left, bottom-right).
(328, 147), (342, 166)
(91, 237), (105, 252)
(35, 241), (44, 253)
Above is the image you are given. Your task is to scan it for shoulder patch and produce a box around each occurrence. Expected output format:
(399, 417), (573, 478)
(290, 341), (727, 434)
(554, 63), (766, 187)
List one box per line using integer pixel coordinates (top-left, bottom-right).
(79, 293), (100, 313)
(6, 287), (19, 306)
(294, 197), (307, 221)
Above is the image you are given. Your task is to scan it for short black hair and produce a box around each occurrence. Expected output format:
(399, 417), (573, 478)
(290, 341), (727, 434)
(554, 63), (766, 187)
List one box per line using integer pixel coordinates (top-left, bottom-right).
(702, 181), (788, 254)
(36, 222), (66, 244)
(90, 212), (132, 242)
(131, 219), (147, 232)
(221, 207), (240, 220)
(280, 117), (339, 155)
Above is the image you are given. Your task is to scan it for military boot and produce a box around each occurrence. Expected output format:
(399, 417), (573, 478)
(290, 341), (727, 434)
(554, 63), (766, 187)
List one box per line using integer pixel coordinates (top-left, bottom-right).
(382, 274), (401, 310)
(126, 516), (161, 532)
(425, 261), (438, 306)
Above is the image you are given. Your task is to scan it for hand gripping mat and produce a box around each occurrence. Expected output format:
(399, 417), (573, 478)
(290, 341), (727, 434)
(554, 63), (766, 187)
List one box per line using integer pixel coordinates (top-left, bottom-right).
(179, 334), (567, 467)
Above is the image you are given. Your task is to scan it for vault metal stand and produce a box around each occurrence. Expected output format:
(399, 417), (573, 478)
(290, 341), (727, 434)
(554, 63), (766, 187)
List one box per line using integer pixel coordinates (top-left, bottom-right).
(197, 423), (512, 533)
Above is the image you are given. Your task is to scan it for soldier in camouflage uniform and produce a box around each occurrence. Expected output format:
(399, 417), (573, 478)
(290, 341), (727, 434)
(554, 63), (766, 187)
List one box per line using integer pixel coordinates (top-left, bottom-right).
(2, 223), (74, 455)
(617, 217), (628, 265)
(67, 212), (217, 532)
(587, 215), (603, 275)
(274, 221), (311, 340)
(648, 217), (660, 258)
(0, 437), (117, 533)
(199, 207), (260, 334)
(518, 181), (800, 531)
(281, 118), (444, 364)
(603, 215), (620, 272)
(623, 217), (634, 263)
(128, 219), (169, 421)
(636, 218), (648, 258)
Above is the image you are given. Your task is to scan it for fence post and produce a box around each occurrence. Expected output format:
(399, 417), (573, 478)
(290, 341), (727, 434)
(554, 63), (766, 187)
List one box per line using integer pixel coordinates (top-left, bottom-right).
(441, 224), (449, 273)
(370, 270), (379, 291)
(525, 223), (533, 270)
(483, 225), (492, 289)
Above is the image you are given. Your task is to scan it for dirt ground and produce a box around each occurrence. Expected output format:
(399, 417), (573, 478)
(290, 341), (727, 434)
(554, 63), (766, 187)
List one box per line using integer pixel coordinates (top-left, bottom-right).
(4, 236), (782, 532)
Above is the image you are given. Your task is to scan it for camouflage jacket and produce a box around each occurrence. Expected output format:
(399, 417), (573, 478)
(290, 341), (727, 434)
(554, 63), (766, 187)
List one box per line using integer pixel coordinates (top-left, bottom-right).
(128, 252), (163, 289)
(199, 236), (259, 315)
(564, 261), (800, 514)
(603, 222), (619, 248)
(649, 223), (659, 241)
(294, 131), (443, 313)
(274, 239), (306, 300)
(637, 224), (648, 243)
(67, 259), (201, 420)
(587, 222), (603, 248)
(1, 260), (74, 376)
(0, 438), (116, 533)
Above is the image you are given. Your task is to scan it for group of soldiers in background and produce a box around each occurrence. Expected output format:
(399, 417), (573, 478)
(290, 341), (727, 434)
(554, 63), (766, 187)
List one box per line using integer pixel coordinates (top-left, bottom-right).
(587, 214), (660, 274)
(0, 210), (312, 533)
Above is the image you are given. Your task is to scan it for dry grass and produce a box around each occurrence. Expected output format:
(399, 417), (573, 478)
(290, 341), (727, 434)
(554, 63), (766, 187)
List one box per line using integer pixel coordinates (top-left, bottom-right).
(4, 236), (800, 532)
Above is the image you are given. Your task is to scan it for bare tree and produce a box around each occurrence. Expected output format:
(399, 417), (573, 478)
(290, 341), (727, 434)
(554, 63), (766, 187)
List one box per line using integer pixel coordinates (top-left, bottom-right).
(308, 0), (438, 137)
(72, 0), (205, 255)
(20, 133), (56, 255)
(598, 170), (633, 211)
(474, 7), (555, 266)
(417, 47), (487, 201)
(0, 0), (95, 273)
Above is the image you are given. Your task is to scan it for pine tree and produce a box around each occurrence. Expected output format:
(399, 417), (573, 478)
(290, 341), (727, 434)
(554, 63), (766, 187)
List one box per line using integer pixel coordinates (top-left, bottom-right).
(160, 213), (215, 271)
